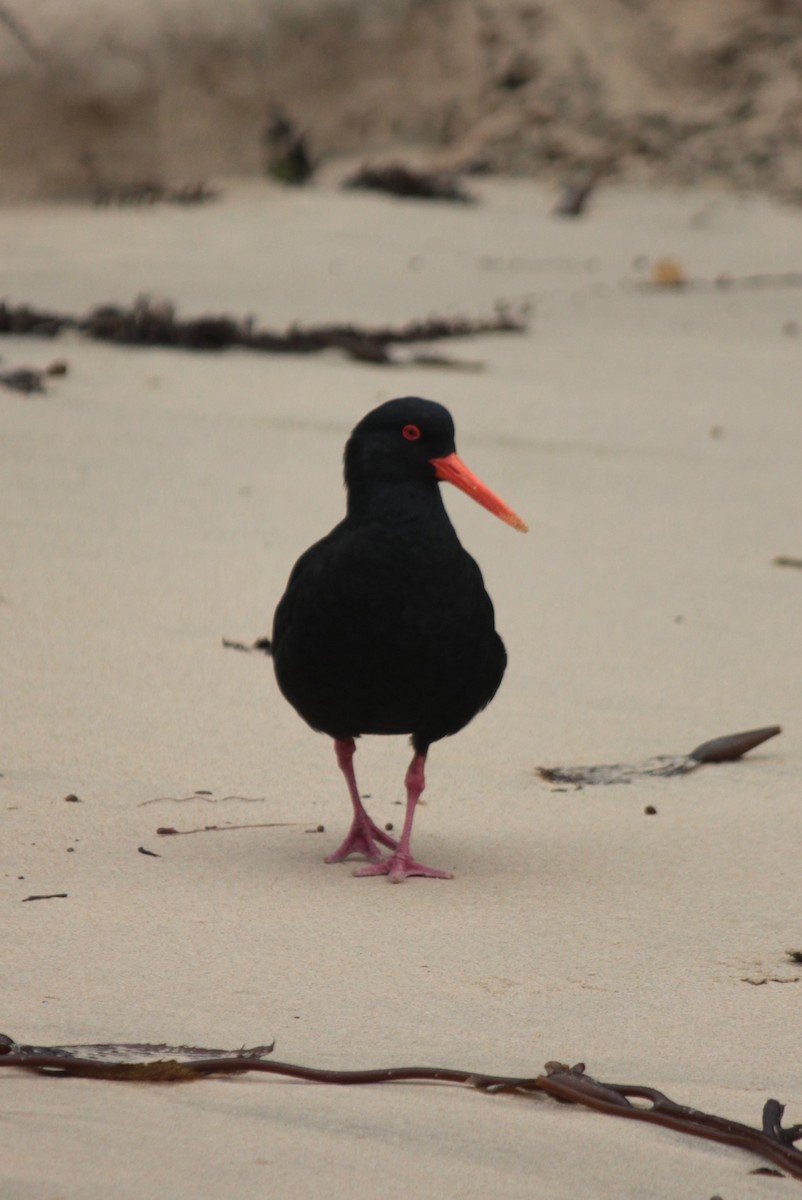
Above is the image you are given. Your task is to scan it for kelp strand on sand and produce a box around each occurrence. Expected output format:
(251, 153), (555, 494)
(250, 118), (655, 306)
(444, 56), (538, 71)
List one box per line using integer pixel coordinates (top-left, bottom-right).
(0, 298), (527, 365)
(1, 1035), (801, 1181)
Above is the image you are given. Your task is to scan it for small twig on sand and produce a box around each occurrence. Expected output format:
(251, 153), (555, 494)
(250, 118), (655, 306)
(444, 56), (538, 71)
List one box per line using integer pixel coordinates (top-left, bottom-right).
(156, 822), (301, 836)
(222, 637), (272, 655)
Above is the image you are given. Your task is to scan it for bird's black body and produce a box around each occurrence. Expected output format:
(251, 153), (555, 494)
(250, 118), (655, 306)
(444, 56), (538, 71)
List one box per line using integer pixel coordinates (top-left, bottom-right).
(271, 396), (523, 881)
(272, 398), (506, 755)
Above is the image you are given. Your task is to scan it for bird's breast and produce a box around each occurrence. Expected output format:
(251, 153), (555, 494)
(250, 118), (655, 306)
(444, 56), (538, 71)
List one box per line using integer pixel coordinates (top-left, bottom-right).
(272, 519), (506, 742)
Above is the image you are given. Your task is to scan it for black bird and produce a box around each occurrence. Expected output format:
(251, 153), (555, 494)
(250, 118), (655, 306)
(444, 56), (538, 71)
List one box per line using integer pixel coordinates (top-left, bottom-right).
(272, 397), (527, 881)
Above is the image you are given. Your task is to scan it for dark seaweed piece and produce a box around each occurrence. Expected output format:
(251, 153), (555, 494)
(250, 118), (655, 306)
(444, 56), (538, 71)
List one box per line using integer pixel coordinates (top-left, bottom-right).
(688, 725), (781, 763)
(222, 636), (272, 655)
(344, 163), (474, 203)
(0, 355), (68, 394)
(0, 368), (46, 393)
(0, 1036), (800, 1180)
(0, 298), (526, 367)
(773, 555), (802, 570)
(0, 303), (70, 336)
(763, 1100), (802, 1147)
(82, 301), (242, 351)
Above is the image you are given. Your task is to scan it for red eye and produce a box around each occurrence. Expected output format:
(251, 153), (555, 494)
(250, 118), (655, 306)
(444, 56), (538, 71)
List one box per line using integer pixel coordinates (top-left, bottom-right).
(402, 424), (421, 441)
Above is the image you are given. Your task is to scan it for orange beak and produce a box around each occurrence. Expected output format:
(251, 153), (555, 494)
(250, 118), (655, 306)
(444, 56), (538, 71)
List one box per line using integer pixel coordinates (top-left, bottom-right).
(430, 452), (528, 532)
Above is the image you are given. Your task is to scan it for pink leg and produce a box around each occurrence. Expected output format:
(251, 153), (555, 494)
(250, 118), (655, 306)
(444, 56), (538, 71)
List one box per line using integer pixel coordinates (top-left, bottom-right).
(324, 738), (398, 864)
(354, 752), (454, 883)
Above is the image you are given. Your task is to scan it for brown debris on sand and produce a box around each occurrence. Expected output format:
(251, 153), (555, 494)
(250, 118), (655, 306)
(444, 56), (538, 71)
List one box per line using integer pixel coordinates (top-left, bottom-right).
(0, 358), (68, 394)
(1, 1034), (800, 1180)
(0, 297), (526, 366)
(263, 108), (314, 185)
(538, 725), (781, 787)
(343, 162), (474, 203)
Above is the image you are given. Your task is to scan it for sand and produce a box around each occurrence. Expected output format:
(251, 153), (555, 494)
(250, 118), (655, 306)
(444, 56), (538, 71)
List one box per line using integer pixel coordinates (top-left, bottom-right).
(1, 176), (801, 1197)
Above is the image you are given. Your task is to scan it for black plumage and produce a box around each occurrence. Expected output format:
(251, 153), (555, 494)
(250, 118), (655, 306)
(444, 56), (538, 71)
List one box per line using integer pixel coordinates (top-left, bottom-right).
(272, 396), (526, 881)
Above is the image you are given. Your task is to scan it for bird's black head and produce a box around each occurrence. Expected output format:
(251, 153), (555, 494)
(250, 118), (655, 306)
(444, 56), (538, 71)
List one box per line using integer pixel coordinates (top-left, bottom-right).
(344, 397), (456, 489)
(342, 396), (528, 532)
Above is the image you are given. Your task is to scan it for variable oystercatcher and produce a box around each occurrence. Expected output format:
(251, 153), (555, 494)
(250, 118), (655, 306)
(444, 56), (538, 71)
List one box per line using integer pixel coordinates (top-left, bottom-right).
(272, 397), (526, 881)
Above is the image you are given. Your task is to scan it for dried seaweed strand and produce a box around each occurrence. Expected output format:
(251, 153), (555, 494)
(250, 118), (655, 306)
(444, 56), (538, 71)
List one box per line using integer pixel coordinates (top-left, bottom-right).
(0, 299), (526, 365)
(1, 1045), (799, 1180)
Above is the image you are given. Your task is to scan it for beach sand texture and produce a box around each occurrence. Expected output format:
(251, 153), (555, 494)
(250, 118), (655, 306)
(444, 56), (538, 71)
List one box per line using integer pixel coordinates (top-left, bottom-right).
(1, 3), (802, 1196)
(2, 175), (800, 1198)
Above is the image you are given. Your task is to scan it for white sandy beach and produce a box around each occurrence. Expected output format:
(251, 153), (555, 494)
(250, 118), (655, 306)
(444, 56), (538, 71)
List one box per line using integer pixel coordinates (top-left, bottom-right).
(1, 176), (801, 1197)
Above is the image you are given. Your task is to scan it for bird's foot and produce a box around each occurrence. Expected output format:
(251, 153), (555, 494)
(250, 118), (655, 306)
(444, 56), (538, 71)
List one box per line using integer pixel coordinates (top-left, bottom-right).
(353, 852), (454, 884)
(324, 817), (398, 864)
